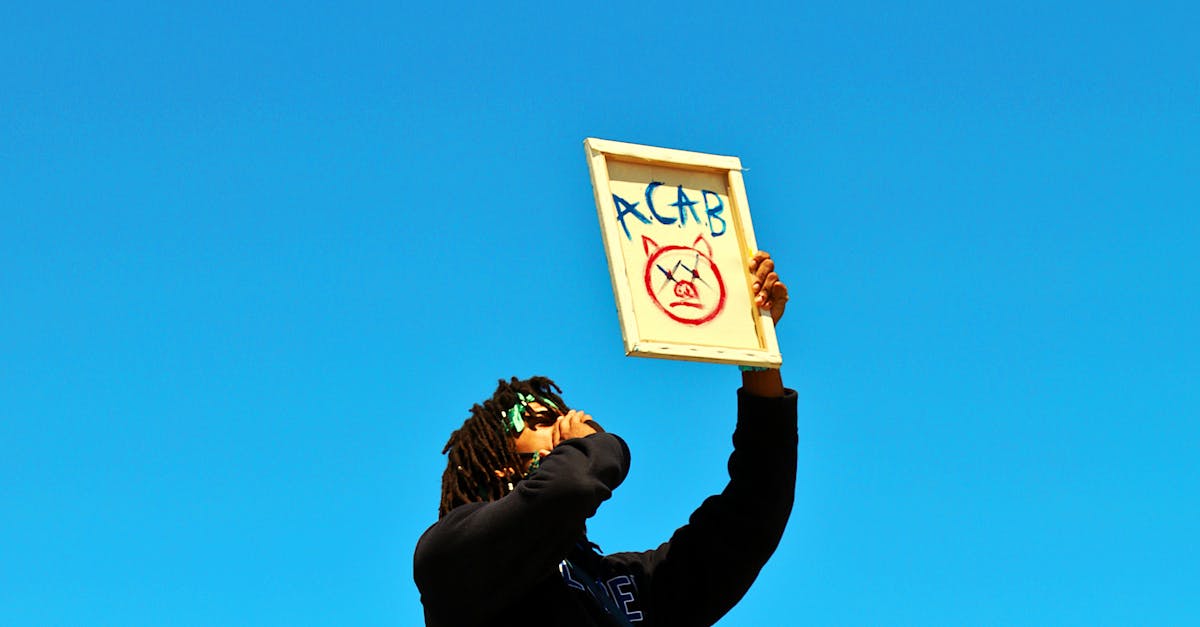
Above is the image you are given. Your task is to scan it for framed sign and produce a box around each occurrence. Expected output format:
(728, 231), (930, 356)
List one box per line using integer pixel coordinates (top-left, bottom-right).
(584, 138), (782, 367)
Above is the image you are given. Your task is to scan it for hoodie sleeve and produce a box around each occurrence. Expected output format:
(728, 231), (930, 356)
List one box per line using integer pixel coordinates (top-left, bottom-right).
(604, 388), (799, 627)
(413, 432), (630, 625)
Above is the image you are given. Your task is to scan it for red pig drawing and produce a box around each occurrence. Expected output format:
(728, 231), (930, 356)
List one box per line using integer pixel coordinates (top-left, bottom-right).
(642, 234), (727, 326)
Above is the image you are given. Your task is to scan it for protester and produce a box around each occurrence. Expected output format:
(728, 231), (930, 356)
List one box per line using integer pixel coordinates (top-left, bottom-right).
(414, 251), (795, 627)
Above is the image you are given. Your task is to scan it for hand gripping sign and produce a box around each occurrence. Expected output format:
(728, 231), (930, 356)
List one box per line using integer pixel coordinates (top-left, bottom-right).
(584, 138), (782, 368)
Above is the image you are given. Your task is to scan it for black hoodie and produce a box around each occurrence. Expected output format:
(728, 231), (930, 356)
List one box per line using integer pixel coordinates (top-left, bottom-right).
(414, 388), (798, 627)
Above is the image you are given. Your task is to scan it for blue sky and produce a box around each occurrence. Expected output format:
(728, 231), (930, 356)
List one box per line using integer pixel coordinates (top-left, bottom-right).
(2, 1), (1197, 625)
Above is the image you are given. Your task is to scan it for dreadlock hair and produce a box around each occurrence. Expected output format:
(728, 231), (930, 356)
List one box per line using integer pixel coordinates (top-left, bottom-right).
(438, 375), (570, 518)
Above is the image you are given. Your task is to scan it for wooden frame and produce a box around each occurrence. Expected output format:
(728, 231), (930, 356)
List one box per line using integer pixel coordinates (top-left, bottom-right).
(584, 138), (782, 367)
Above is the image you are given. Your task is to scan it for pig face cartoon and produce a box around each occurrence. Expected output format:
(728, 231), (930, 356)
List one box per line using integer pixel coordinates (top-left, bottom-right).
(642, 234), (727, 326)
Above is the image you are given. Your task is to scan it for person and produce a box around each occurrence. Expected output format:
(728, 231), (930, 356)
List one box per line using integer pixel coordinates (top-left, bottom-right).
(413, 251), (796, 627)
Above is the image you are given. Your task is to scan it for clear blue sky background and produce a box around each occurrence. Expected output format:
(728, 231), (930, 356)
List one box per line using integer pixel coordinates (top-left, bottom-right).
(3, 2), (1197, 625)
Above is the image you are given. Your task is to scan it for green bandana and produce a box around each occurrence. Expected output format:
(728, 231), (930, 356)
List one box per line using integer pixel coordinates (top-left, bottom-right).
(501, 392), (559, 434)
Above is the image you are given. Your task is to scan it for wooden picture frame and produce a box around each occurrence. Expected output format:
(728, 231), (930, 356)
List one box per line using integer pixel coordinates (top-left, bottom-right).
(584, 138), (782, 367)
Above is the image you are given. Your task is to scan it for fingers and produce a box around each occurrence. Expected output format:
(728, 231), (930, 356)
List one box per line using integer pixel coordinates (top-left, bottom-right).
(765, 281), (789, 317)
(756, 272), (779, 307)
(566, 410), (597, 439)
(771, 280), (789, 307)
(749, 250), (777, 307)
(748, 250), (771, 272)
(550, 418), (565, 449)
(749, 252), (774, 283)
(749, 250), (788, 324)
(550, 410), (598, 448)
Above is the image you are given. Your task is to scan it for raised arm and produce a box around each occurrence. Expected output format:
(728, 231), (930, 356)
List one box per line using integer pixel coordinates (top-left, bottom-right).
(606, 250), (797, 626)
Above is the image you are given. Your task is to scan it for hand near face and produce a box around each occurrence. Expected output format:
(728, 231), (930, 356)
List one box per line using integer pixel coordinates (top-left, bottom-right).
(550, 409), (599, 449)
(749, 250), (788, 326)
(518, 408), (601, 463)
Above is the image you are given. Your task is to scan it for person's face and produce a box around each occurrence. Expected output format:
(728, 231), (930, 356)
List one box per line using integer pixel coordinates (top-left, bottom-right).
(512, 401), (562, 469)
